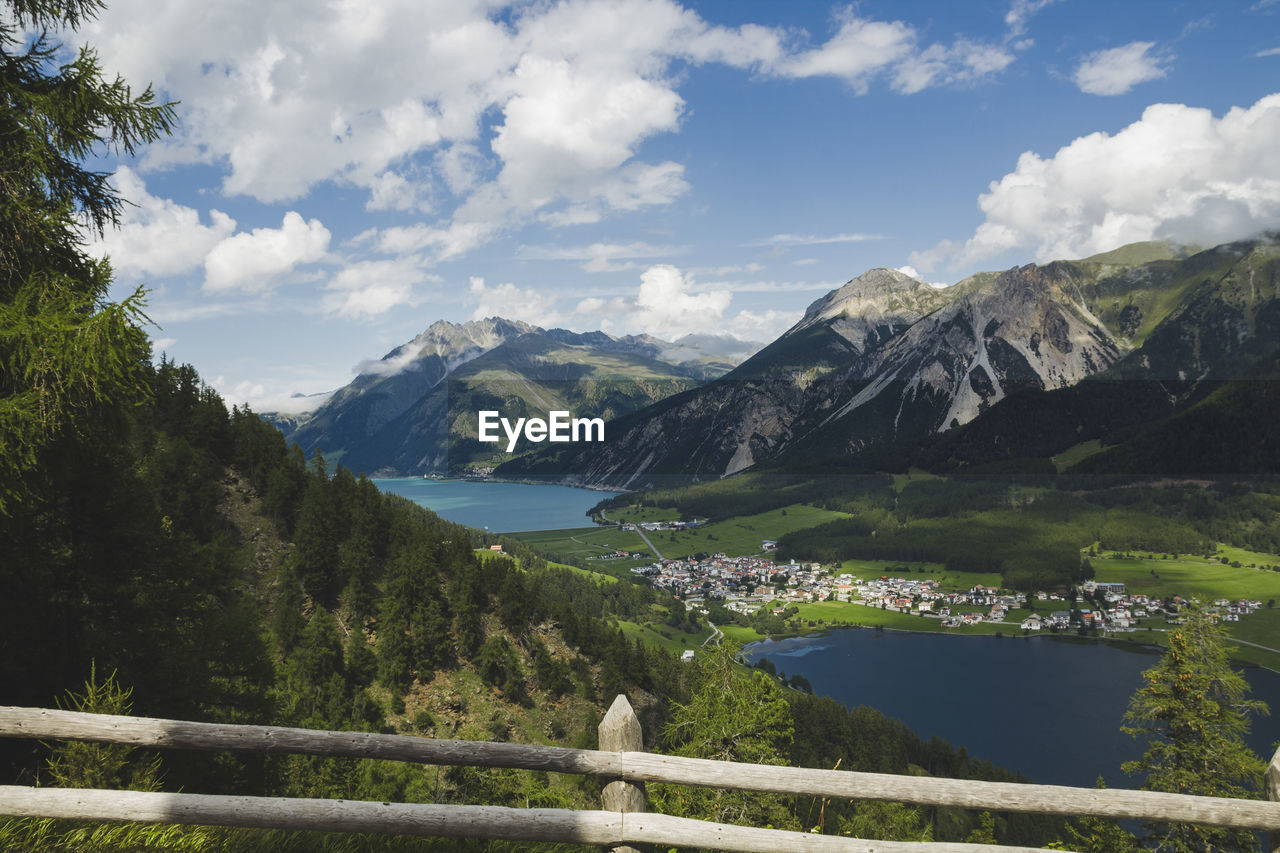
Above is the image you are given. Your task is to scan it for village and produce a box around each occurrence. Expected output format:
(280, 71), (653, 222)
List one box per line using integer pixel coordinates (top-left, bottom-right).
(624, 536), (1266, 635)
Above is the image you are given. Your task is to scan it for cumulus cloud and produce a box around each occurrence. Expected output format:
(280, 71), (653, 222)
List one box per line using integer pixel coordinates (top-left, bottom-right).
(1073, 41), (1169, 95)
(93, 167), (236, 278)
(204, 211), (331, 293)
(911, 93), (1280, 271)
(150, 337), (177, 353)
(466, 276), (565, 327)
(322, 256), (438, 319)
(575, 264), (796, 341)
(772, 10), (1014, 94)
(75, 0), (1024, 265)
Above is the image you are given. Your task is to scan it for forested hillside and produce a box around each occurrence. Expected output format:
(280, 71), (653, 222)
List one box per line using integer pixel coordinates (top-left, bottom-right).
(1, 355), (1069, 849)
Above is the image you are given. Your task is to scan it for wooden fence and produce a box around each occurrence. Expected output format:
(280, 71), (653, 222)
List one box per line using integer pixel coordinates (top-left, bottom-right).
(2, 698), (1279, 853)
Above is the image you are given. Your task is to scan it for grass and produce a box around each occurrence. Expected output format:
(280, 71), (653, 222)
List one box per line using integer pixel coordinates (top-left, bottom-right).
(836, 558), (1003, 591)
(718, 623), (766, 644)
(604, 505), (680, 524)
(475, 547), (619, 583)
(648, 504), (851, 559)
(507, 525), (656, 562)
(1091, 553), (1280, 603)
(1052, 439), (1104, 472)
(891, 467), (939, 493)
(615, 619), (710, 654)
(1215, 544), (1280, 569)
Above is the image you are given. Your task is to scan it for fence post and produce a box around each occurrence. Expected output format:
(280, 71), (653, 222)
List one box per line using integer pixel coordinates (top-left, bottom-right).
(1268, 745), (1280, 853)
(600, 694), (646, 853)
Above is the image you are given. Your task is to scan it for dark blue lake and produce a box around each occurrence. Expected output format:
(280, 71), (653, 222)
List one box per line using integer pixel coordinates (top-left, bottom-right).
(745, 629), (1280, 788)
(372, 478), (620, 532)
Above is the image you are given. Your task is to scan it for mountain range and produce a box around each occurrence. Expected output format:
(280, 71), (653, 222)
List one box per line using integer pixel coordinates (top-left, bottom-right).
(498, 236), (1280, 487)
(275, 235), (1279, 485)
(273, 319), (760, 475)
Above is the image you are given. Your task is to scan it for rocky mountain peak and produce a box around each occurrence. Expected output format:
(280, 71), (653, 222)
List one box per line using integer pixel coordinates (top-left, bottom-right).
(788, 266), (953, 349)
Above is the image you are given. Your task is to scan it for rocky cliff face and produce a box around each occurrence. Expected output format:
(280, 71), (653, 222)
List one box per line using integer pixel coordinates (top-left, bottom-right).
(498, 268), (964, 485)
(499, 262), (1130, 487)
(813, 262), (1119, 435)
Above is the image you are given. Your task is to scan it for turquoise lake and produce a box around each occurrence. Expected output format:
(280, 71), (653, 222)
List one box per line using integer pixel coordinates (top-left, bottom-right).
(372, 478), (621, 532)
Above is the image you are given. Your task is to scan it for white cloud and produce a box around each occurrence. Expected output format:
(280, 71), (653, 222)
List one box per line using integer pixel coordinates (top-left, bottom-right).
(75, 0), (1020, 266)
(204, 211), (331, 293)
(778, 14), (915, 91)
(1073, 41), (1169, 96)
(150, 337), (177, 353)
(687, 262), (765, 275)
(322, 256), (437, 319)
(518, 240), (681, 272)
(1257, 47), (1280, 57)
(365, 170), (432, 213)
(574, 264), (796, 341)
(912, 93), (1280, 270)
(1005, 0), (1058, 40)
(895, 265), (949, 288)
(774, 10), (1013, 94)
(93, 167), (236, 278)
(218, 378), (335, 415)
(745, 232), (885, 247)
(793, 258), (818, 266)
(467, 276), (564, 327)
(891, 39), (1014, 94)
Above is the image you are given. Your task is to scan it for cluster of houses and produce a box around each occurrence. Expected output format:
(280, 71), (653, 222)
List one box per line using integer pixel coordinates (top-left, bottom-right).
(631, 554), (826, 608)
(627, 552), (1268, 635)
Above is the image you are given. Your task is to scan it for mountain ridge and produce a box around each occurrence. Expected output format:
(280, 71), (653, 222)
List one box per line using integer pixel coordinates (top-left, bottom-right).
(499, 236), (1280, 487)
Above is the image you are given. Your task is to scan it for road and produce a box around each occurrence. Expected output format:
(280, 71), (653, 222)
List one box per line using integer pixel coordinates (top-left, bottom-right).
(631, 526), (665, 561)
(702, 621), (722, 648)
(598, 507), (664, 560)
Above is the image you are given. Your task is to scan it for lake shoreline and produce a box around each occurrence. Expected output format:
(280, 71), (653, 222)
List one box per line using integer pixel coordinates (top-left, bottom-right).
(738, 615), (1280, 674)
(740, 624), (1280, 789)
(371, 477), (622, 532)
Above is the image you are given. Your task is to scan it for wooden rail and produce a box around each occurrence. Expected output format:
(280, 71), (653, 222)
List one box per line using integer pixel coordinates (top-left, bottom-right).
(2, 701), (1279, 852)
(0, 788), (1051, 853)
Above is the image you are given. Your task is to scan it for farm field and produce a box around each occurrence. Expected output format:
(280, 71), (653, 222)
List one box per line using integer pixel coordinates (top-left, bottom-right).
(1091, 553), (1280, 602)
(507, 526), (656, 573)
(648, 504), (851, 559)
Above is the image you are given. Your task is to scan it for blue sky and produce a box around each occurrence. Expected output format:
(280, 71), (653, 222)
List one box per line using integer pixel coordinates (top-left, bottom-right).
(64, 0), (1280, 411)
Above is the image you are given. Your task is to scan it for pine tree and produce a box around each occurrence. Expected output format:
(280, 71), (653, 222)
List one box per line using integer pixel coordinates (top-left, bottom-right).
(1, 0), (175, 511)
(1121, 606), (1268, 852)
(652, 641), (796, 828)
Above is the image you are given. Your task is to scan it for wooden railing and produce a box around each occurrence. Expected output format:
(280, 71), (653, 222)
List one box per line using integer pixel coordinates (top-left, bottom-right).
(2, 698), (1279, 853)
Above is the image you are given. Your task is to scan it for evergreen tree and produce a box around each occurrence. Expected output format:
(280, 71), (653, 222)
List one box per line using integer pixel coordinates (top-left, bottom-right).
(653, 641), (795, 828)
(1121, 607), (1267, 852)
(0, 0), (175, 511)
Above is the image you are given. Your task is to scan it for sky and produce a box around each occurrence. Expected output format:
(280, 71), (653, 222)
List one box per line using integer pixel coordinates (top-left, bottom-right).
(51, 0), (1280, 412)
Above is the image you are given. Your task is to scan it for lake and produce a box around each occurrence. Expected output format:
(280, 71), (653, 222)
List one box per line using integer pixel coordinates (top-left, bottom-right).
(744, 629), (1280, 788)
(372, 478), (621, 532)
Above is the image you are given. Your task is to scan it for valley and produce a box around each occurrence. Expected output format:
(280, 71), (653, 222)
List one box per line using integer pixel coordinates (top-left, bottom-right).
(507, 483), (1280, 672)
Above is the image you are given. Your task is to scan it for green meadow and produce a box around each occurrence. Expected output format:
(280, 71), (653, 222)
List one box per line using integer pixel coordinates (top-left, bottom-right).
(646, 504), (851, 559)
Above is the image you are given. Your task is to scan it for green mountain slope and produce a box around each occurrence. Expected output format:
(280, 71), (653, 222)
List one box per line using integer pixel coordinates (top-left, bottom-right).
(910, 238), (1280, 474)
